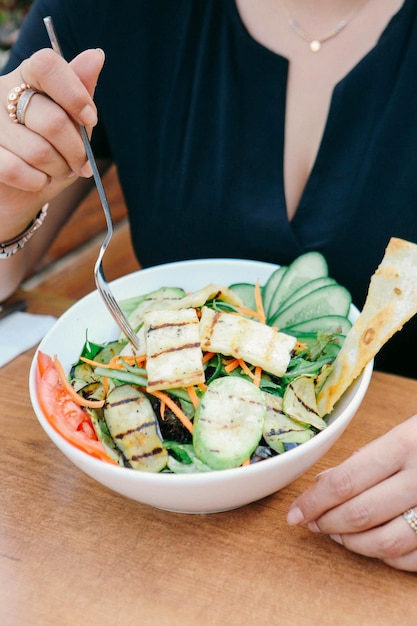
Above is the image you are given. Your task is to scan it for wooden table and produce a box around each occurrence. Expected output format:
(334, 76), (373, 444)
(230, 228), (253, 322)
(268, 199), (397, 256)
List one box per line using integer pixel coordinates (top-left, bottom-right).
(1, 289), (417, 626)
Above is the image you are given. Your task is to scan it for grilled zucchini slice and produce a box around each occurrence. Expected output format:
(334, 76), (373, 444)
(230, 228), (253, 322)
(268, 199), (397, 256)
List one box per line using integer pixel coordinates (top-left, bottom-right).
(193, 377), (266, 470)
(104, 384), (168, 472)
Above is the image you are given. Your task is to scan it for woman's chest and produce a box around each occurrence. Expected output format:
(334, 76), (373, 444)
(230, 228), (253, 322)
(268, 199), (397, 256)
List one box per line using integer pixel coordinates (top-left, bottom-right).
(235, 0), (406, 219)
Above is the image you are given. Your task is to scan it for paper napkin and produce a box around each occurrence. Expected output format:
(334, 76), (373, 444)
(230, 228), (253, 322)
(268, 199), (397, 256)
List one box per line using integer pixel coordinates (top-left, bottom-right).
(0, 311), (56, 368)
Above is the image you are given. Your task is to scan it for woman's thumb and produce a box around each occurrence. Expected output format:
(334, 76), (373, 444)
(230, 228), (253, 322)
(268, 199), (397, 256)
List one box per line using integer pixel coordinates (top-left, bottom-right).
(69, 48), (105, 96)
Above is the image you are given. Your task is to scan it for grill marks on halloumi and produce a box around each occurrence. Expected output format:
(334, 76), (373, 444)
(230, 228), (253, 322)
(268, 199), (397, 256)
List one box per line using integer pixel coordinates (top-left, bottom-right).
(144, 308), (205, 391)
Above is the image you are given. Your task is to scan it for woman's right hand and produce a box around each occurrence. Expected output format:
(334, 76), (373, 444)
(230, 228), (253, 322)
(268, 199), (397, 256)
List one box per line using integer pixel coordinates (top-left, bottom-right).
(0, 46), (105, 240)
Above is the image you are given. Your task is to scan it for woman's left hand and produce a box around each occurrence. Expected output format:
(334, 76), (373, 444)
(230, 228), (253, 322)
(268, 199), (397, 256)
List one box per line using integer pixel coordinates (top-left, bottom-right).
(287, 414), (417, 571)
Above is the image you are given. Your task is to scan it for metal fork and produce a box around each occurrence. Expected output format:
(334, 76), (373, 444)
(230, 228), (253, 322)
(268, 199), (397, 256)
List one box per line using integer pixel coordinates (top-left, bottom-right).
(43, 17), (140, 350)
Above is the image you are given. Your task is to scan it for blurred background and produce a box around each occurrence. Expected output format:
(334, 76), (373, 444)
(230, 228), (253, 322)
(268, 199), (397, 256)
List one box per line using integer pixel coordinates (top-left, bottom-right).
(0, 0), (31, 68)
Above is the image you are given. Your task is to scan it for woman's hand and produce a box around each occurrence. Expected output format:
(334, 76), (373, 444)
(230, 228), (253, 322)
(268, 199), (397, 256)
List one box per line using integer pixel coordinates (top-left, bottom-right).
(287, 415), (417, 571)
(0, 46), (105, 239)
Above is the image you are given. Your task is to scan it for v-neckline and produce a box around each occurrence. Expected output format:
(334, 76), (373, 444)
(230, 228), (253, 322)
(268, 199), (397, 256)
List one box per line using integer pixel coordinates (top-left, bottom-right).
(230, 0), (410, 226)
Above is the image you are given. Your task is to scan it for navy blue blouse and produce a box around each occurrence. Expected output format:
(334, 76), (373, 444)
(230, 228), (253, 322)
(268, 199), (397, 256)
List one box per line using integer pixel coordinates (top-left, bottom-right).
(4, 0), (417, 376)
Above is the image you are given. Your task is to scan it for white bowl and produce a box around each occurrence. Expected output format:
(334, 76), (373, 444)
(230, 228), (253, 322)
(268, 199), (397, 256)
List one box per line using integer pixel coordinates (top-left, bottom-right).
(29, 259), (373, 514)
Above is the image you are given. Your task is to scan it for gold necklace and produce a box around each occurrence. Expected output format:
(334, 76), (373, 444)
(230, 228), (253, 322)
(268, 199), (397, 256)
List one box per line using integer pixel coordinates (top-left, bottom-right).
(282, 0), (369, 52)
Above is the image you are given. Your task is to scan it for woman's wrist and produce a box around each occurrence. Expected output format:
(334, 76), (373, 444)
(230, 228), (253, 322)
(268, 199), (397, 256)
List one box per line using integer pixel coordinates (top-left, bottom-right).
(0, 203), (49, 259)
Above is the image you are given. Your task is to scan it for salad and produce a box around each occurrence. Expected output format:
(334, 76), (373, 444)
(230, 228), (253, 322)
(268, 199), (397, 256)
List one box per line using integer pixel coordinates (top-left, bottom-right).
(36, 251), (354, 473)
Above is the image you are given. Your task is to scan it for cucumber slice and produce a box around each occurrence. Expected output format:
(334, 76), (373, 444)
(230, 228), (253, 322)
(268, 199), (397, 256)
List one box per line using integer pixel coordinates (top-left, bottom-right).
(229, 282), (256, 310)
(94, 340), (125, 364)
(289, 330), (345, 346)
(270, 284), (352, 329)
(193, 377), (266, 470)
(276, 276), (336, 314)
(282, 315), (352, 336)
(262, 265), (287, 317)
(267, 252), (328, 322)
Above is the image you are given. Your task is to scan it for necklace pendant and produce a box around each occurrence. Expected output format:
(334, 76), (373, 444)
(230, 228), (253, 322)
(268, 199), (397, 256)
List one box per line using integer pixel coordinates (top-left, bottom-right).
(310, 40), (321, 52)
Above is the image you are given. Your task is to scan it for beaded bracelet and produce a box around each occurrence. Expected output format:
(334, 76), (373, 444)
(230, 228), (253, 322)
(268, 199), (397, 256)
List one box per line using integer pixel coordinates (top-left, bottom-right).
(0, 203), (49, 259)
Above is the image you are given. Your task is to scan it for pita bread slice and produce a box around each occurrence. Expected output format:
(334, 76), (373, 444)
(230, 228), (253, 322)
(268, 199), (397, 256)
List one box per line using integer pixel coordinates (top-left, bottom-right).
(316, 237), (417, 417)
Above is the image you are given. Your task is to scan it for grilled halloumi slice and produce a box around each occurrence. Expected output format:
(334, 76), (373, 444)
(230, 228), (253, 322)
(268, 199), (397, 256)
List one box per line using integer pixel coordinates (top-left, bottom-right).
(199, 307), (296, 377)
(144, 308), (205, 391)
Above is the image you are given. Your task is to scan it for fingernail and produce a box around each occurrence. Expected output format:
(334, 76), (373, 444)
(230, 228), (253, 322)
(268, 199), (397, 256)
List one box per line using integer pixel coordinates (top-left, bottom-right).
(287, 507), (305, 525)
(79, 161), (93, 178)
(314, 468), (331, 482)
(67, 171), (77, 180)
(330, 534), (343, 545)
(307, 521), (320, 533)
(80, 104), (97, 127)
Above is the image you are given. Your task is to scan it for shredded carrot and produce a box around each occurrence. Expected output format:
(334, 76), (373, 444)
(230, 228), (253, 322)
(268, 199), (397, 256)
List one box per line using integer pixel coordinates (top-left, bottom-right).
(202, 351), (215, 363)
(80, 354), (146, 370)
(102, 376), (109, 396)
(254, 279), (266, 324)
(233, 281), (266, 322)
(224, 358), (241, 373)
(253, 366), (262, 387)
(197, 382), (207, 393)
(159, 399), (166, 420)
(53, 355), (105, 409)
(149, 390), (194, 434)
(107, 355), (128, 369)
(296, 341), (308, 350)
(235, 305), (263, 321)
(116, 354), (146, 367)
(80, 356), (120, 369)
(224, 358), (261, 384)
(108, 355), (126, 369)
(238, 359), (255, 380)
(187, 385), (201, 410)
(241, 458), (250, 466)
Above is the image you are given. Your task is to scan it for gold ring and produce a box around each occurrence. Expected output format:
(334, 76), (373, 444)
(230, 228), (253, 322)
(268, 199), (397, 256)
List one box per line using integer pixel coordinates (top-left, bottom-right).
(7, 83), (35, 124)
(402, 508), (417, 534)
